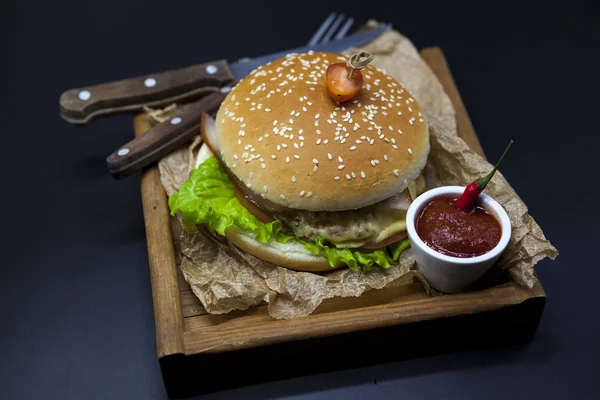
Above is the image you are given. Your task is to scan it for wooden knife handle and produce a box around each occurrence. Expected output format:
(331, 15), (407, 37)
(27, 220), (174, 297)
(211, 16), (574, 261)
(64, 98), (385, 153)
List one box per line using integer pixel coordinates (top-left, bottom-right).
(106, 88), (230, 179)
(59, 60), (234, 124)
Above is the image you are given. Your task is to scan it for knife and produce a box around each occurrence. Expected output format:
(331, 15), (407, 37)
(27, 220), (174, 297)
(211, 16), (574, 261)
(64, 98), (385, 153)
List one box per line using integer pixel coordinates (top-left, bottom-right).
(105, 24), (391, 179)
(60, 25), (389, 125)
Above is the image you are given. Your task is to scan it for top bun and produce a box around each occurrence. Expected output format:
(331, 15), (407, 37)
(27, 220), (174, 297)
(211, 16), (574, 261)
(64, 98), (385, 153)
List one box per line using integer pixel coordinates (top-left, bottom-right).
(215, 51), (429, 211)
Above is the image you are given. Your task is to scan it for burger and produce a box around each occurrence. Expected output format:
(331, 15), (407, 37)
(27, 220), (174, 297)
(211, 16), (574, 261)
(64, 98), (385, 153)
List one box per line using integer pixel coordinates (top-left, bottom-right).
(168, 51), (429, 272)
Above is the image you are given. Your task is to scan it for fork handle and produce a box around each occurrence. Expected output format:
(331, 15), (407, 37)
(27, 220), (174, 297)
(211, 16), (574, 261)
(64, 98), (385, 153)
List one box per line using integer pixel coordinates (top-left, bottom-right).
(106, 86), (231, 179)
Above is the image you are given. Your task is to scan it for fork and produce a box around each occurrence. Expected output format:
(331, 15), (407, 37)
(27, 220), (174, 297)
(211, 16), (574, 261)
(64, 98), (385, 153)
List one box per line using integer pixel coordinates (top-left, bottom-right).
(308, 13), (355, 45)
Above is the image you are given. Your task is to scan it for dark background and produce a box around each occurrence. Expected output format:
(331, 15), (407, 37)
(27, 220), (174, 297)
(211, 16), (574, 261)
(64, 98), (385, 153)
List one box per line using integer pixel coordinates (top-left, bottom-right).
(1, 0), (599, 399)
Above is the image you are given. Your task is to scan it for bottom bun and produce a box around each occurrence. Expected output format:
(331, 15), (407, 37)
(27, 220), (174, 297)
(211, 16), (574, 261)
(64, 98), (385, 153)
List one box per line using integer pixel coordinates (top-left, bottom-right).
(225, 226), (341, 272)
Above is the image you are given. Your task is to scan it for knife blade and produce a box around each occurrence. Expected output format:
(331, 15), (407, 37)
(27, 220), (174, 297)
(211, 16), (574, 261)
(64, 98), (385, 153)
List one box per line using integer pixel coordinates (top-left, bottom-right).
(105, 24), (391, 179)
(60, 24), (390, 125)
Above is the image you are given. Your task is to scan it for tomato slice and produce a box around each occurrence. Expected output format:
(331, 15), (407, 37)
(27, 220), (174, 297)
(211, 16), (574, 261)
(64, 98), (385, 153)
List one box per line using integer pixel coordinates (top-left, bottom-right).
(326, 62), (363, 103)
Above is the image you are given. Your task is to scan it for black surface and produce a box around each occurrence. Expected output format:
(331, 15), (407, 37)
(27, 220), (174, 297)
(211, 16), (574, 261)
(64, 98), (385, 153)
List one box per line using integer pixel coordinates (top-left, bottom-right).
(1, 0), (599, 399)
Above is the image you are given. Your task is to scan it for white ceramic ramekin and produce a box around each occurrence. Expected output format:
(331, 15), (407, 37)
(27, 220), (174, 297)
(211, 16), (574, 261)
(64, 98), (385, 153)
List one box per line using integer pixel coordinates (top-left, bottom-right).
(406, 186), (511, 293)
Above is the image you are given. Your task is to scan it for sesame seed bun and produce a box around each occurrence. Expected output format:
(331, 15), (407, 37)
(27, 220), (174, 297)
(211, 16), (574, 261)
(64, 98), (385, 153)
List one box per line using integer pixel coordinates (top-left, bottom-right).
(215, 51), (429, 212)
(225, 226), (340, 272)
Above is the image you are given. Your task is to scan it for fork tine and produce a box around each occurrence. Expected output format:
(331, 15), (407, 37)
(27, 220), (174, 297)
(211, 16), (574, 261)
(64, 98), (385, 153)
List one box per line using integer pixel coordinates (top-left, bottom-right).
(320, 13), (345, 44)
(308, 13), (337, 46)
(334, 17), (354, 40)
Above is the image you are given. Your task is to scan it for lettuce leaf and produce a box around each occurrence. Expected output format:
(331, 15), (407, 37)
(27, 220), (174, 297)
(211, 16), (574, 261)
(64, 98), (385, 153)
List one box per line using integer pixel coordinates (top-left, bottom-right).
(168, 156), (410, 271)
(303, 237), (394, 272)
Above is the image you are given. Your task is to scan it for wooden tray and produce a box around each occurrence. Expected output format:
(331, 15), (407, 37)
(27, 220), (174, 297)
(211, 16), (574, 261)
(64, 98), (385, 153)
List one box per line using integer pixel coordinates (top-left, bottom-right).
(134, 47), (546, 398)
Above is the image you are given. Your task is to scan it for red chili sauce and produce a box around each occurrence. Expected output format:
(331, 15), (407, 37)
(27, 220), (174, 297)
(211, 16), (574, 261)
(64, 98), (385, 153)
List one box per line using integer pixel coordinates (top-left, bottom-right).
(416, 197), (502, 258)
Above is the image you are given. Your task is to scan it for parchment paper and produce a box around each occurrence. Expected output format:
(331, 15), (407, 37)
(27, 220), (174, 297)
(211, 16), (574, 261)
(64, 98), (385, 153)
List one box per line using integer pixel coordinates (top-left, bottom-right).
(154, 21), (558, 319)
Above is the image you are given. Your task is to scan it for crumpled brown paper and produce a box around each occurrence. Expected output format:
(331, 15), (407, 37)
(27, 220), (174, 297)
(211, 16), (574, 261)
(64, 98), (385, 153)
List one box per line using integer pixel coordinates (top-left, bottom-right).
(154, 21), (558, 319)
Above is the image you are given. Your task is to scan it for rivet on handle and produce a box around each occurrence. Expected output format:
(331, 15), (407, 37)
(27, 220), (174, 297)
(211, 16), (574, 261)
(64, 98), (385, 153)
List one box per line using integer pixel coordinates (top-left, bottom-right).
(206, 65), (218, 75)
(78, 90), (91, 101)
(117, 148), (130, 156)
(144, 78), (157, 88)
(170, 117), (182, 125)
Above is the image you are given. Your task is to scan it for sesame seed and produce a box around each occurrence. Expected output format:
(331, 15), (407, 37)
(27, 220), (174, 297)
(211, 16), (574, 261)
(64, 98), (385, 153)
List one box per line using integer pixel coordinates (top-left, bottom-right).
(334, 176), (340, 181)
(280, 194), (285, 199)
(239, 130), (245, 136)
(294, 154), (300, 159)
(263, 186), (268, 192)
(271, 155), (277, 159)
(338, 165), (345, 170)
(408, 107), (413, 112)
(313, 158), (318, 164)
(282, 143), (288, 148)
(289, 119), (294, 124)
(276, 145), (281, 151)
(384, 155), (389, 161)
(393, 170), (400, 176)
(261, 163), (266, 169)
(265, 108), (271, 112)
(388, 126), (393, 131)
(316, 138), (322, 144)
(324, 139), (329, 144)
(286, 156), (290, 163)
(408, 148), (413, 155)
(346, 174), (351, 180)
(233, 154), (239, 160)
(291, 176), (296, 183)
(273, 120), (278, 126)
(307, 192), (312, 197)
(350, 146), (357, 150)
(420, 118), (425, 122)
(315, 114), (320, 119)
(360, 171), (366, 179)
(249, 172), (253, 179)
(300, 191), (305, 197)
(328, 153), (333, 160)
(398, 129), (403, 134)
(314, 165), (318, 172)
(338, 156), (343, 163)
(371, 160), (376, 167)
(294, 143), (299, 149)
(351, 172), (356, 178)
(392, 145), (398, 149)
(314, 121), (319, 126)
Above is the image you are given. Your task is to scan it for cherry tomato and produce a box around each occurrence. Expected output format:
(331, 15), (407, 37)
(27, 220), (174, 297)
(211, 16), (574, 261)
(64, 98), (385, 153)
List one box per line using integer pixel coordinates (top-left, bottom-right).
(326, 62), (363, 103)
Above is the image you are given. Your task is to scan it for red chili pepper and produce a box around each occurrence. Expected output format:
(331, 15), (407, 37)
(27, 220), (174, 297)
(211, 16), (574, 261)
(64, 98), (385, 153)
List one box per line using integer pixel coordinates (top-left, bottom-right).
(455, 140), (514, 213)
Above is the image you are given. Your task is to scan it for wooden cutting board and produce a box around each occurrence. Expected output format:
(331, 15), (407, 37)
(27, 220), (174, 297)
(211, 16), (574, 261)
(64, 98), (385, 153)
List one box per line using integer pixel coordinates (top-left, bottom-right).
(134, 47), (546, 398)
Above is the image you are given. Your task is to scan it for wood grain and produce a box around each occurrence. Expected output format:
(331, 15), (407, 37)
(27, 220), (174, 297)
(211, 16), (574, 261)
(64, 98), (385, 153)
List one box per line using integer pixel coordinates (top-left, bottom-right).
(182, 281), (534, 355)
(140, 47), (545, 369)
(61, 60), (234, 124)
(135, 115), (185, 358)
(420, 47), (486, 158)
